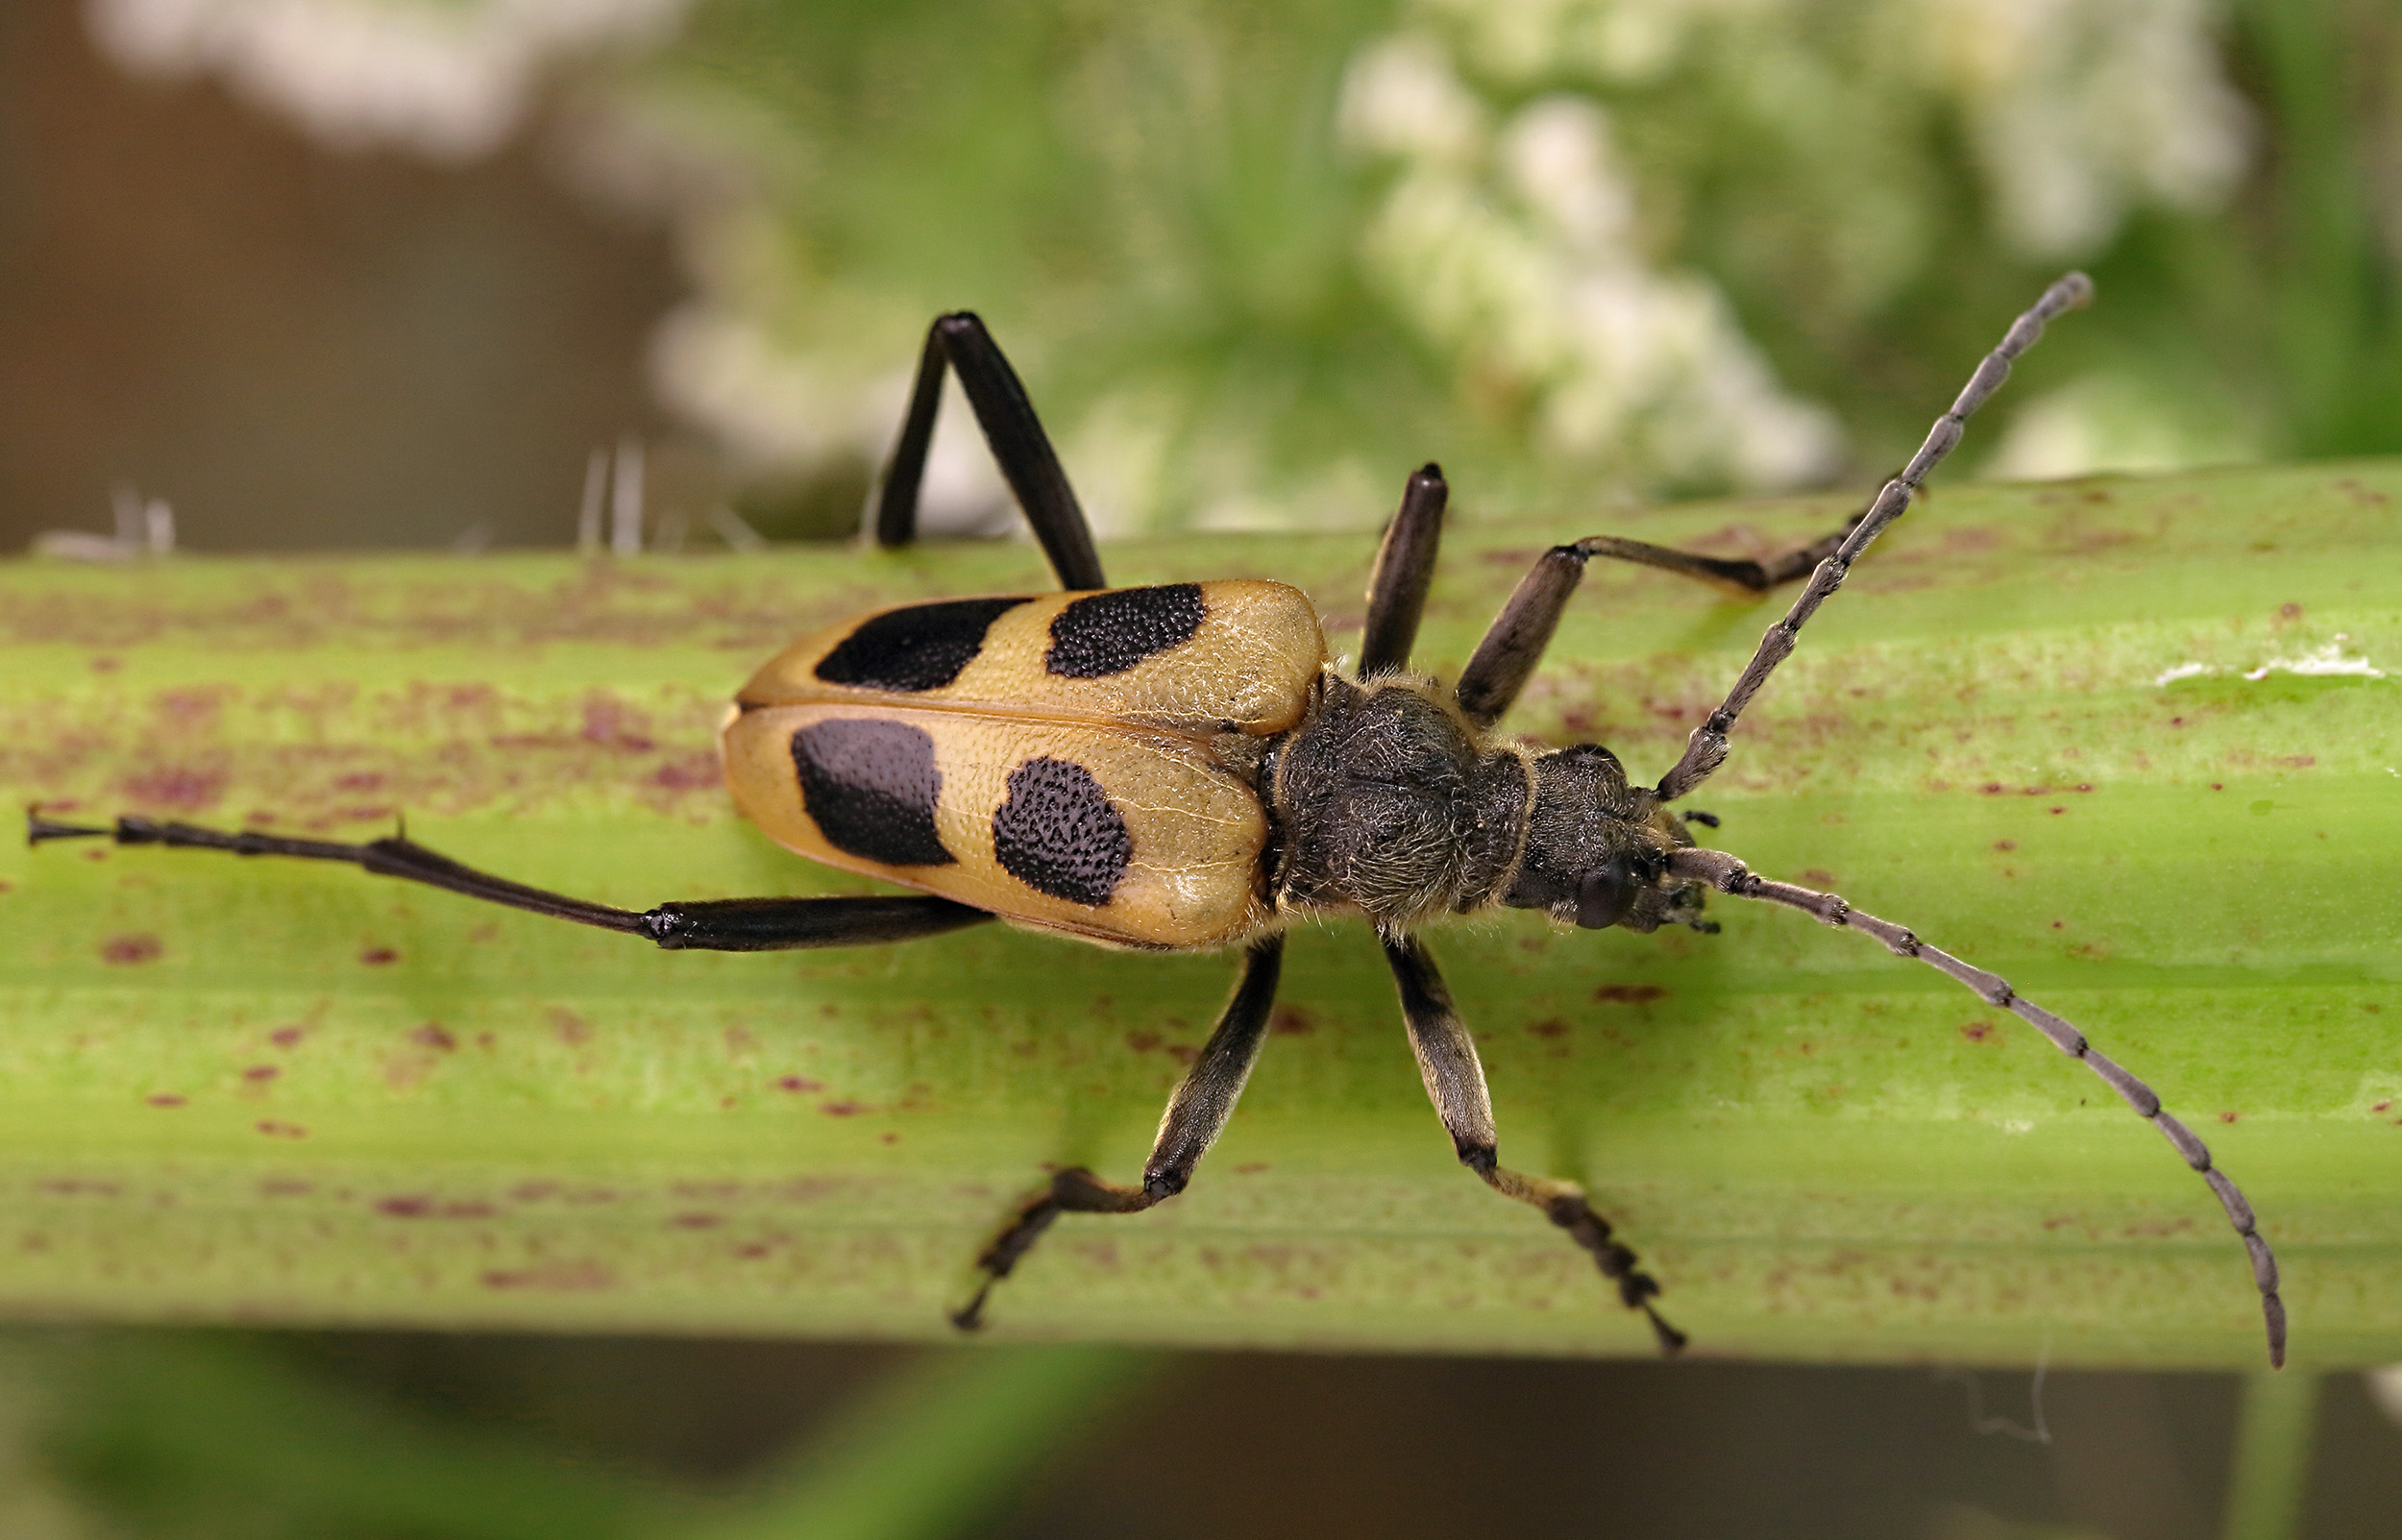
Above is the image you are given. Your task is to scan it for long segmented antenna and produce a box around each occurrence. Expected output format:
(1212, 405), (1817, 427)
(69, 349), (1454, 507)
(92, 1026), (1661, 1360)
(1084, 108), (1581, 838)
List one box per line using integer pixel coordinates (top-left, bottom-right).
(1655, 271), (2094, 801)
(1664, 846), (2286, 1368)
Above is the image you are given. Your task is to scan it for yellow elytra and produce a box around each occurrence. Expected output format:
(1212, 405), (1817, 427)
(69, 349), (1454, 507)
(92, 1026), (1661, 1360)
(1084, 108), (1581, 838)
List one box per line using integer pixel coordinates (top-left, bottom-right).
(722, 579), (1325, 950)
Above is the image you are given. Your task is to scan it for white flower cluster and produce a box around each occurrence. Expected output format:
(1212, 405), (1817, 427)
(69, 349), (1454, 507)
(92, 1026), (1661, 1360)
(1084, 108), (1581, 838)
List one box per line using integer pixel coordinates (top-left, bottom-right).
(1916, 0), (2252, 258)
(85, 0), (690, 159)
(85, 0), (2261, 529)
(1409, 0), (2250, 259)
(1341, 33), (1844, 492)
(1345, 0), (2253, 488)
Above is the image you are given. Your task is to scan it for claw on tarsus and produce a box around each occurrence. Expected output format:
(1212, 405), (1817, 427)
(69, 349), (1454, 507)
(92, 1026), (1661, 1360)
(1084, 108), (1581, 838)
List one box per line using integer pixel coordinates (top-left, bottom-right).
(26, 809), (112, 846)
(949, 1285), (995, 1332)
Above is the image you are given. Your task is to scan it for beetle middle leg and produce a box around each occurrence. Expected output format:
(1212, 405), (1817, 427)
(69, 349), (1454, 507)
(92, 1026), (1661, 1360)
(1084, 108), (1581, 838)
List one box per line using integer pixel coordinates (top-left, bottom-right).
(1358, 463), (1450, 677)
(1381, 933), (1685, 1353)
(869, 311), (1107, 591)
(951, 936), (1286, 1330)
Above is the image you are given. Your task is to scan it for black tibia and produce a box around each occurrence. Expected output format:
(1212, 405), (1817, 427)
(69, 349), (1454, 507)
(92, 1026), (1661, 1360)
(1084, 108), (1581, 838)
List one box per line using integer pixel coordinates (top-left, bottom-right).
(638, 895), (990, 951)
(1666, 846), (2288, 1369)
(1455, 274), (2094, 741)
(1654, 272), (2092, 801)
(952, 938), (1286, 1332)
(870, 311), (1107, 592)
(25, 813), (992, 951)
(1455, 535), (1832, 729)
(1380, 935), (1686, 1354)
(1359, 464), (1448, 677)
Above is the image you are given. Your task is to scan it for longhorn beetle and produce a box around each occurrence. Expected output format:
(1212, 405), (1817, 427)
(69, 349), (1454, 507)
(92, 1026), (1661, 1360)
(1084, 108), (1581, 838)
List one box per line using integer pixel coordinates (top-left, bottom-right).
(29, 271), (2285, 1363)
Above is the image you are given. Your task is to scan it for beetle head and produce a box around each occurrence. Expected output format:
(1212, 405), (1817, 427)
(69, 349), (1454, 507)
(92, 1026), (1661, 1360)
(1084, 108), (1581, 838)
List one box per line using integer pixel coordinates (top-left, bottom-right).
(1501, 744), (1698, 933)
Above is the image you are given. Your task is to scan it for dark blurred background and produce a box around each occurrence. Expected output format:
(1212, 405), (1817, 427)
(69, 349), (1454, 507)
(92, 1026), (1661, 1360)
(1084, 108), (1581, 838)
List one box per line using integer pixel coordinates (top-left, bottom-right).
(0, 0), (679, 555)
(3, 0), (2399, 1533)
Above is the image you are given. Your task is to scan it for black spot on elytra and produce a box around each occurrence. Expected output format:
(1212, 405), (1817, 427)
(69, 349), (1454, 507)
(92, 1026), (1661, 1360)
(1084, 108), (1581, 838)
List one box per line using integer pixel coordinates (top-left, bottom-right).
(992, 757), (1131, 906)
(792, 720), (955, 867)
(815, 598), (1030, 693)
(1044, 584), (1206, 678)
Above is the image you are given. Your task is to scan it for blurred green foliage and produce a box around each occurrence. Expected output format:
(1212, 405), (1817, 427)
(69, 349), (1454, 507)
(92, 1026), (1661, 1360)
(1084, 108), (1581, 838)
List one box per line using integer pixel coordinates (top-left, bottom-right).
(594, 0), (2402, 537)
(81, 0), (2402, 536)
(0, 1332), (1144, 1540)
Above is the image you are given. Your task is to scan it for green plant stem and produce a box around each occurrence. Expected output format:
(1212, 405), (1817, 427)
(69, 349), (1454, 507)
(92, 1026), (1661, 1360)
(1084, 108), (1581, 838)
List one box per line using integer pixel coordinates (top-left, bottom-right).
(2, 462), (2397, 1365)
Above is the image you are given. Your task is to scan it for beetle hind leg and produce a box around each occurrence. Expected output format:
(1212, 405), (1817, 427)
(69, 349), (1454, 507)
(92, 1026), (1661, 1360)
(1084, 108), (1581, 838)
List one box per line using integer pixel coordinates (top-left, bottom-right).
(1383, 933), (1684, 1354)
(1486, 1161), (1686, 1354)
(952, 937), (1285, 1331)
(26, 812), (992, 950)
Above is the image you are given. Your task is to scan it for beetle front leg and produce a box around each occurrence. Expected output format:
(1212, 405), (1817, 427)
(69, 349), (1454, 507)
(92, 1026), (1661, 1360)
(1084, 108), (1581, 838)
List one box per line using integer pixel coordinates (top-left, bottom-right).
(951, 936), (1286, 1330)
(1382, 934), (1686, 1353)
(1454, 541), (1765, 729)
(1452, 276), (2092, 740)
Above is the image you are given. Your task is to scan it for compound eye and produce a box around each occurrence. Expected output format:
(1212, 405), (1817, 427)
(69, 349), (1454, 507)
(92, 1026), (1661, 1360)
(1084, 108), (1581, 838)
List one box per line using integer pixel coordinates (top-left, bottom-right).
(1576, 857), (1639, 930)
